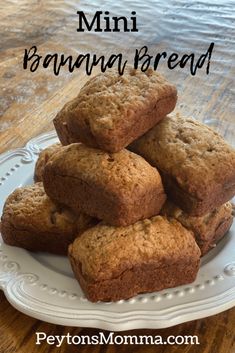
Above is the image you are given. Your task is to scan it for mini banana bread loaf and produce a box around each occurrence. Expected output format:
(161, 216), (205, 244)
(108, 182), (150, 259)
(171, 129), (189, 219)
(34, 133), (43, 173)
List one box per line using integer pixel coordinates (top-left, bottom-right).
(34, 143), (62, 182)
(53, 98), (79, 145)
(1, 183), (96, 255)
(43, 143), (166, 226)
(161, 201), (233, 256)
(68, 215), (201, 302)
(54, 67), (177, 152)
(130, 114), (235, 216)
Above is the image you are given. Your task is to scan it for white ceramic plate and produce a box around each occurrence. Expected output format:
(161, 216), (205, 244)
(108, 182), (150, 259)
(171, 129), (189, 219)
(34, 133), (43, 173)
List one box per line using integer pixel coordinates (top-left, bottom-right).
(0, 131), (235, 330)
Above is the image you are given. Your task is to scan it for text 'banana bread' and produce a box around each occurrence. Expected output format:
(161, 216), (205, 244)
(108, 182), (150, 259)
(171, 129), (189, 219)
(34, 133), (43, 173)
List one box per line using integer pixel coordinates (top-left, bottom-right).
(43, 143), (166, 226)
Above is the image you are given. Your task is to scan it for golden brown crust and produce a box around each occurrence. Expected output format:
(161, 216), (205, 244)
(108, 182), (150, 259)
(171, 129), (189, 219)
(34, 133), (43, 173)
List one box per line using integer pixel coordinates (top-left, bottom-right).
(53, 98), (79, 145)
(43, 144), (166, 226)
(1, 183), (96, 255)
(54, 67), (177, 152)
(70, 258), (200, 302)
(201, 216), (233, 255)
(161, 201), (233, 255)
(68, 216), (201, 302)
(130, 114), (235, 215)
(34, 143), (62, 182)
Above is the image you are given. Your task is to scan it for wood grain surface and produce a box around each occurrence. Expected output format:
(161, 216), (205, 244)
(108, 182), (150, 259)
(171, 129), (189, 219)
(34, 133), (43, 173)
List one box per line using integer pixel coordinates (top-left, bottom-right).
(0, 0), (235, 352)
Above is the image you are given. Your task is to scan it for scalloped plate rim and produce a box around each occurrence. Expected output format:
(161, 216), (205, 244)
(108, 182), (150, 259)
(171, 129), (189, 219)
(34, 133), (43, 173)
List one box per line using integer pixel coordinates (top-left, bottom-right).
(0, 131), (234, 330)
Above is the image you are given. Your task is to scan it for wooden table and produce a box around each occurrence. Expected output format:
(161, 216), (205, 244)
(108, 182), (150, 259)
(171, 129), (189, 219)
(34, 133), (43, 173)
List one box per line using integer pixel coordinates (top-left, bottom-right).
(0, 1), (234, 352)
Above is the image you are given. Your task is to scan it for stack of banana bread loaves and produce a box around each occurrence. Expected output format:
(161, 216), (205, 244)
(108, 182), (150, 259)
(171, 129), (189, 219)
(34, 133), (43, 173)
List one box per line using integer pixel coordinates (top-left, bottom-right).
(1, 67), (235, 302)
